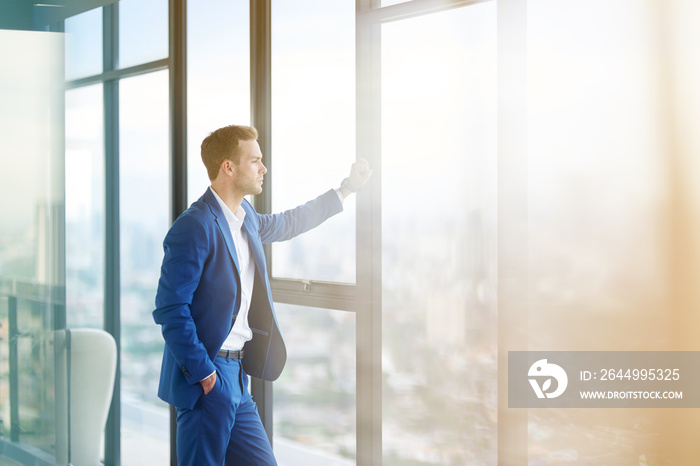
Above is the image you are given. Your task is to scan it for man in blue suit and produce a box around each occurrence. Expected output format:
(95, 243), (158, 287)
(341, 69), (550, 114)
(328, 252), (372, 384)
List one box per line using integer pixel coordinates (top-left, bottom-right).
(153, 125), (371, 465)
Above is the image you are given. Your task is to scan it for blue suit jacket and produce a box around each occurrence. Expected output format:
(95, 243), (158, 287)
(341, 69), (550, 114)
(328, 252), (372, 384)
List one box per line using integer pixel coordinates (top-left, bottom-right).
(153, 188), (343, 409)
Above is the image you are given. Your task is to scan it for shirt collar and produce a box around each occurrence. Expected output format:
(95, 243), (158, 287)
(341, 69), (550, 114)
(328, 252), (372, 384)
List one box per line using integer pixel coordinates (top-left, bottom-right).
(209, 186), (246, 232)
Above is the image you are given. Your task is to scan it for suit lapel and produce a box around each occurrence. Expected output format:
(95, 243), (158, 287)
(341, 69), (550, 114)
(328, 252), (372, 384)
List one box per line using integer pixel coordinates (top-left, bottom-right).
(241, 202), (268, 282)
(201, 188), (241, 275)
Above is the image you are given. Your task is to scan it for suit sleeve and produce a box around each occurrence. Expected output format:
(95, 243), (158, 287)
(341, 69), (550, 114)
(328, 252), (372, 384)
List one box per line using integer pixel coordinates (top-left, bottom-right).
(152, 213), (217, 385)
(257, 189), (344, 244)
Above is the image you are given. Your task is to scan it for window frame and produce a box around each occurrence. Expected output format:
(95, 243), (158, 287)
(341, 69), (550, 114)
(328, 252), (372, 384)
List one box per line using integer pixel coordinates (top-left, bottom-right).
(260, 1), (507, 465)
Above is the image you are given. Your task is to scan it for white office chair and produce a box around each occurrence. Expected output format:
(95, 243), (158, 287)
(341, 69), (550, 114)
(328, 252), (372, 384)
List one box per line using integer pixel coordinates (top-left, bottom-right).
(67, 328), (117, 466)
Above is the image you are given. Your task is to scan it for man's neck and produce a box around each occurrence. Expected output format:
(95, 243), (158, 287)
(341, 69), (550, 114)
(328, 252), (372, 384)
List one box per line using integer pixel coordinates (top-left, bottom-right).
(210, 182), (244, 214)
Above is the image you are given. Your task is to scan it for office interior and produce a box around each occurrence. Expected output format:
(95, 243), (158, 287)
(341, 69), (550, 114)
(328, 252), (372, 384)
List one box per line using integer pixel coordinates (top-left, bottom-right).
(1, 0), (700, 464)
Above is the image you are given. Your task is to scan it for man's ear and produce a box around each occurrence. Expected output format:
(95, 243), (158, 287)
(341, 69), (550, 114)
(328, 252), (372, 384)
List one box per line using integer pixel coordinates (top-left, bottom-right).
(220, 159), (235, 176)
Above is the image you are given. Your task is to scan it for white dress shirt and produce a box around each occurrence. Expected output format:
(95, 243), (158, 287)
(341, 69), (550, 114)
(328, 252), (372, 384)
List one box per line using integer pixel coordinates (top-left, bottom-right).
(209, 187), (255, 351)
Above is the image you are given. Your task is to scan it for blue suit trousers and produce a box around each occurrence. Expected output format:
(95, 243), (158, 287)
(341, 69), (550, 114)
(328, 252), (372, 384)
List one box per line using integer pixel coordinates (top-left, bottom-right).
(175, 358), (277, 465)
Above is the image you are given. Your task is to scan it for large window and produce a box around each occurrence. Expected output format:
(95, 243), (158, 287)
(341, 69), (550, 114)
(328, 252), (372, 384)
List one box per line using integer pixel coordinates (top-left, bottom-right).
(119, 70), (170, 466)
(273, 304), (356, 464)
(380, 4), (498, 464)
(118, 0), (168, 69)
(270, 0), (356, 284)
(65, 84), (105, 330)
(267, 2), (358, 462)
(265, 1), (499, 464)
(64, 7), (102, 80)
(63, 3), (171, 464)
(187, 0), (251, 203)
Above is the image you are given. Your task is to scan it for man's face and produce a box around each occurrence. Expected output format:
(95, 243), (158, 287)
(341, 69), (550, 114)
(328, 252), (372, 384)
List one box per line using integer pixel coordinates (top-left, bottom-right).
(232, 139), (267, 196)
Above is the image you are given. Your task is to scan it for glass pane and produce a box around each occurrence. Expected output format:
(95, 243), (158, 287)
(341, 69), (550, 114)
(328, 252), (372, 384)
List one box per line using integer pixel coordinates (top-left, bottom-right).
(187, 0), (250, 204)
(65, 7), (103, 80)
(0, 29), (68, 461)
(65, 84), (105, 329)
(119, 70), (170, 466)
(271, 0), (356, 283)
(381, 4), (498, 465)
(119, 0), (169, 69)
(273, 304), (356, 464)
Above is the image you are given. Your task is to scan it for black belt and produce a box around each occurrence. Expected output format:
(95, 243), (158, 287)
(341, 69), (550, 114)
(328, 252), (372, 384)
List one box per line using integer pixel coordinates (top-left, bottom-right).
(217, 349), (244, 359)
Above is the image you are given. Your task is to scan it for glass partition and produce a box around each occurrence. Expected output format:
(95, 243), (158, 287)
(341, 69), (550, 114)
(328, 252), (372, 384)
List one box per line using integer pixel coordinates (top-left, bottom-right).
(0, 29), (68, 464)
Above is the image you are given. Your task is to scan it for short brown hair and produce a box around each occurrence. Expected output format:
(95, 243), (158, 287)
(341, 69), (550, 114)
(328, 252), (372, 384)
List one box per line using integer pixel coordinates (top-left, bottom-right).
(201, 125), (259, 180)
